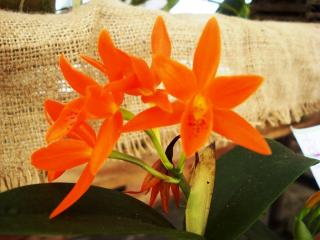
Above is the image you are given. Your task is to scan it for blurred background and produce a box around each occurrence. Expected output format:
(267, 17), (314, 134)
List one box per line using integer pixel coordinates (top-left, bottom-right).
(0, 0), (319, 21)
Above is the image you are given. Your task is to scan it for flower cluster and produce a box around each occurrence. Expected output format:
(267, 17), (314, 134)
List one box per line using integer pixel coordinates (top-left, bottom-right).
(32, 16), (270, 218)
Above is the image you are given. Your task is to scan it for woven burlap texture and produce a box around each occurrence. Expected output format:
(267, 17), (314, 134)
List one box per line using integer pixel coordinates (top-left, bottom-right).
(1, 0), (320, 191)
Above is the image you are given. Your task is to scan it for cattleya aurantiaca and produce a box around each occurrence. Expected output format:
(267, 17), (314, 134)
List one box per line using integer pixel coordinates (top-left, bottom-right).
(32, 16), (271, 219)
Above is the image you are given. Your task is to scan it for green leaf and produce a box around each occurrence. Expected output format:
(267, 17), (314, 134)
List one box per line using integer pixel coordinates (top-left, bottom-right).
(0, 183), (203, 239)
(162, 0), (179, 11)
(186, 144), (216, 236)
(205, 139), (318, 240)
(240, 220), (283, 240)
(294, 219), (314, 240)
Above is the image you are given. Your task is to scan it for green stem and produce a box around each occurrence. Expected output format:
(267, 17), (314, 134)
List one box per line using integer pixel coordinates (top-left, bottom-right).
(120, 108), (189, 197)
(146, 130), (174, 171)
(178, 173), (190, 198)
(307, 206), (320, 227)
(297, 208), (311, 221)
(120, 108), (174, 171)
(120, 108), (135, 120)
(110, 151), (179, 184)
(177, 152), (186, 173)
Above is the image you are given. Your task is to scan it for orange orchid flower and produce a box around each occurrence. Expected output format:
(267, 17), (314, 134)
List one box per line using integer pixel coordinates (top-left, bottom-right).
(123, 17), (271, 157)
(32, 113), (122, 219)
(46, 55), (120, 144)
(127, 160), (180, 214)
(81, 16), (172, 111)
(33, 108), (122, 219)
(42, 99), (97, 182)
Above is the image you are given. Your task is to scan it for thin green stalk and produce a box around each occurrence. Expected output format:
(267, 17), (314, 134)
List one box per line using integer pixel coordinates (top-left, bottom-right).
(177, 152), (186, 173)
(297, 208), (311, 221)
(120, 108), (189, 197)
(146, 130), (174, 171)
(178, 173), (190, 198)
(307, 206), (320, 227)
(120, 108), (135, 120)
(110, 150), (179, 184)
(120, 108), (174, 170)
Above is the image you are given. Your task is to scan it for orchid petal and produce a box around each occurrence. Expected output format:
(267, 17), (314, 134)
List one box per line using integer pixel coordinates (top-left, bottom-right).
(104, 74), (139, 94)
(140, 174), (161, 192)
(46, 98), (86, 143)
(123, 101), (184, 132)
(44, 99), (64, 122)
(59, 55), (100, 95)
(85, 85), (118, 119)
(206, 75), (263, 109)
(80, 54), (108, 76)
(152, 16), (171, 57)
(50, 164), (94, 219)
(141, 89), (172, 113)
(71, 123), (97, 147)
(44, 99), (96, 147)
(180, 97), (213, 157)
(160, 183), (170, 214)
(47, 171), (64, 182)
(213, 109), (271, 155)
(149, 182), (161, 207)
(32, 139), (92, 171)
(153, 55), (197, 102)
(306, 192), (320, 208)
(98, 30), (131, 81)
(89, 112), (123, 175)
(112, 91), (124, 106)
(171, 184), (180, 208)
(193, 17), (221, 88)
(130, 56), (155, 93)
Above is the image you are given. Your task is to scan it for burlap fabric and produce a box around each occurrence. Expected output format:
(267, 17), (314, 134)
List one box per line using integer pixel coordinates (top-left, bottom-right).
(1, 0), (320, 191)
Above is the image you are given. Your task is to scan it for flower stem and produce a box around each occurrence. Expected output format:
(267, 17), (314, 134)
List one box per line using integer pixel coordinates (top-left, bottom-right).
(178, 173), (190, 198)
(110, 150), (179, 184)
(120, 107), (174, 171)
(177, 152), (186, 173)
(146, 130), (174, 171)
(120, 108), (135, 120)
(120, 108), (189, 197)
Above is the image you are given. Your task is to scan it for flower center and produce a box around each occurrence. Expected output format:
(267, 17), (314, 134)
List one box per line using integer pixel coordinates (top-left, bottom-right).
(191, 94), (209, 121)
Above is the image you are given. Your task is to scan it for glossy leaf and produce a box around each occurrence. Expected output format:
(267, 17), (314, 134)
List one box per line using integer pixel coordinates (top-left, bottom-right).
(205, 139), (318, 240)
(239, 220), (283, 240)
(0, 183), (203, 239)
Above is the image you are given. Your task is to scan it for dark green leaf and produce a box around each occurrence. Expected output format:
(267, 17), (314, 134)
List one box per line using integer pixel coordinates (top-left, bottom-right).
(162, 0), (179, 11)
(0, 183), (203, 239)
(240, 220), (283, 240)
(205, 139), (317, 240)
(131, 0), (149, 6)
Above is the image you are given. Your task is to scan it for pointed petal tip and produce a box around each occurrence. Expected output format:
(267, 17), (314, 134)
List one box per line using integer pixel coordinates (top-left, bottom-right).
(49, 211), (58, 220)
(259, 141), (272, 155)
(193, 16), (221, 87)
(99, 28), (110, 37)
(152, 16), (171, 57)
(155, 15), (165, 22)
